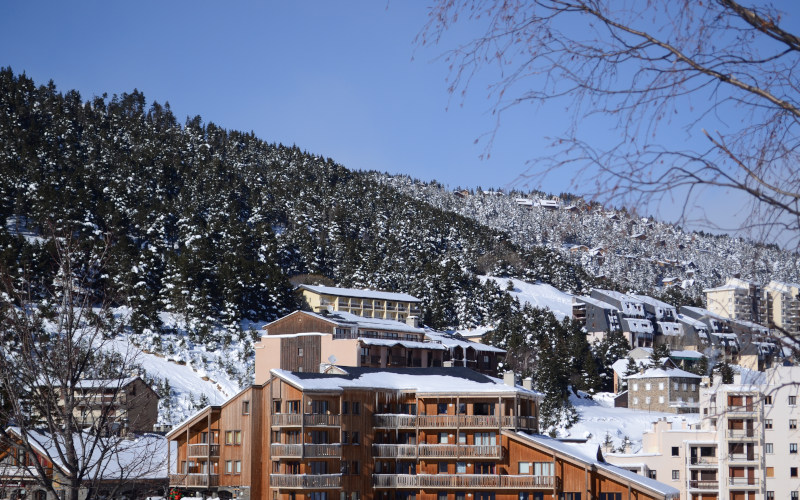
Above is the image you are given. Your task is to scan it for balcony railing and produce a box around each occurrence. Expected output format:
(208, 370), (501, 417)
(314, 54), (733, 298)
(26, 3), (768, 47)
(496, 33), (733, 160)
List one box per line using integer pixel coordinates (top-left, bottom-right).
(727, 429), (757, 439)
(688, 456), (718, 466)
(728, 477), (760, 487)
(271, 414), (340, 427)
(270, 443), (302, 457)
(169, 473), (219, 487)
(727, 453), (759, 463)
(372, 414), (536, 430)
(371, 444), (501, 459)
(270, 474), (342, 489)
(187, 444), (220, 457)
(726, 405), (757, 415)
(688, 480), (719, 490)
(372, 474), (555, 489)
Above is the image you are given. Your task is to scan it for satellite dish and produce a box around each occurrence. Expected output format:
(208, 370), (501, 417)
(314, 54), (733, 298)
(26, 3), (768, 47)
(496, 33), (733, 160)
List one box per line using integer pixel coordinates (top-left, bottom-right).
(328, 355), (337, 365)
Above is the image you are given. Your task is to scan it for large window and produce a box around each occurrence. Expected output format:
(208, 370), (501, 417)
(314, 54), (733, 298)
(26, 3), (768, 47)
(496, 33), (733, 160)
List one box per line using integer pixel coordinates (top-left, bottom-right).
(533, 462), (554, 476)
(474, 433), (496, 446)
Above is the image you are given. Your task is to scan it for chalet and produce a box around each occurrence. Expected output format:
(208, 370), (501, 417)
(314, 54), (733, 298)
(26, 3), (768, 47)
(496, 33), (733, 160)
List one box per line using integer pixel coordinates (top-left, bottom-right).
(0, 427), (167, 500)
(296, 285), (421, 323)
(167, 367), (679, 500)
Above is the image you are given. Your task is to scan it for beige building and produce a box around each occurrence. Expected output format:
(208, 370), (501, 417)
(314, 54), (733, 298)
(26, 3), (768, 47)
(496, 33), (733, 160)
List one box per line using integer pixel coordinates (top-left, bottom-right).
(763, 280), (800, 337)
(297, 284), (421, 322)
(606, 366), (800, 500)
(704, 278), (764, 325)
(627, 367), (701, 414)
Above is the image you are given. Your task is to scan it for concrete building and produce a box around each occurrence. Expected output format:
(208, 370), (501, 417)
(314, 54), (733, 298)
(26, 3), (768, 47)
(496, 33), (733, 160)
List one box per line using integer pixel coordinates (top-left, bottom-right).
(763, 280), (800, 337)
(297, 285), (422, 323)
(606, 366), (800, 500)
(704, 278), (764, 325)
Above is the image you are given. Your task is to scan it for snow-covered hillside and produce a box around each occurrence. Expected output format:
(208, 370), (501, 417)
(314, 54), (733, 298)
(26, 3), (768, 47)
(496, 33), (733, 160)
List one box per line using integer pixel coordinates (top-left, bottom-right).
(566, 393), (701, 452)
(480, 276), (575, 320)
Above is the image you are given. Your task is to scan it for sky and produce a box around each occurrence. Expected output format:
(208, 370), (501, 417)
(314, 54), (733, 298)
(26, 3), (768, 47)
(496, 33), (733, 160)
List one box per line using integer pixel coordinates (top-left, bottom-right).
(1, 1), (798, 240)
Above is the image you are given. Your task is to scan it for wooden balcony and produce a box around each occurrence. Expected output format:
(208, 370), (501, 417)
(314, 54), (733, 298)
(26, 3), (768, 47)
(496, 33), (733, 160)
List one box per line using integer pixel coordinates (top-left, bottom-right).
(270, 474), (342, 489)
(187, 444), (220, 458)
(371, 444), (502, 459)
(169, 473), (219, 488)
(271, 414), (340, 427)
(372, 414), (536, 430)
(372, 474), (556, 489)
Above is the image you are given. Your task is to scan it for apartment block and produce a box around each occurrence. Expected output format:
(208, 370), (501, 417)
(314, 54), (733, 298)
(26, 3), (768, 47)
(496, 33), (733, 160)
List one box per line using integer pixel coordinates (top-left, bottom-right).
(626, 367), (701, 414)
(605, 366), (800, 500)
(763, 280), (800, 337)
(255, 310), (504, 378)
(167, 367), (679, 500)
(297, 285), (421, 323)
(704, 278), (764, 325)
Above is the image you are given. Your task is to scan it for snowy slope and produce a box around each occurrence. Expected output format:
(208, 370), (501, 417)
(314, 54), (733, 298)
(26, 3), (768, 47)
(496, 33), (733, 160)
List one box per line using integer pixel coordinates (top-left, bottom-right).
(480, 276), (575, 320)
(563, 392), (701, 452)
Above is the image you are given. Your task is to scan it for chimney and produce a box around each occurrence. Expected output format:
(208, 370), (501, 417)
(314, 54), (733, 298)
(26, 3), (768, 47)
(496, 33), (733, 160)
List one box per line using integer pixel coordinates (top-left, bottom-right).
(503, 371), (516, 387)
(406, 315), (420, 328)
(522, 377), (533, 390)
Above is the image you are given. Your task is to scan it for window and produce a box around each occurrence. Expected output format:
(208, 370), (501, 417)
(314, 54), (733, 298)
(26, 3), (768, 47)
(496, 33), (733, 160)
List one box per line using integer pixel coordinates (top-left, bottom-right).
(456, 462), (466, 473)
(309, 494), (328, 500)
(647, 470), (657, 480)
(766, 467), (774, 478)
(474, 432), (497, 446)
(792, 467), (799, 478)
(791, 443), (798, 454)
(351, 461), (359, 474)
(691, 384), (696, 391)
(766, 492), (774, 500)
(765, 419), (773, 429)
(792, 492), (798, 500)
(791, 396), (797, 406)
(633, 384), (639, 391)
(457, 403), (467, 414)
(310, 462), (328, 475)
(438, 432), (449, 444)
(298, 347), (303, 357)
(519, 462), (531, 474)
(633, 397), (639, 405)
(645, 383), (652, 391)
(456, 494), (465, 500)
(438, 462), (448, 474)
(658, 396), (664, 404)
(225, 430), (242, 445)
(352, 431), (359, 445)
(235, 461), (241, 474)
(671, 470), (679, 480)
(352, 402), (360, 415)
(273, 400), (282, 413)
(766, 443), (774, 454)
(340, 462), (350, 475)
(458, 432), (466, 444)
(342, 402), (348, 414)
(242, 400), (250, 414)
(225, 460), (232, 474)
(351, 493), (359, 500)
(645, 397), (651, 405)
(671, 447), (679, 457)
(791, 419), (797, 430)
(342, 431), (349, 444)
(286, 400), (300, 414)
(519, 495), (529, 500)
(560, 494), (581, 500)
(673, 383), (678, 391)
(658, 382), (664, 390)
(439, 493), (448, 500)
(311, 400), (329, 414)
(437, 403), (448, 415)
(682, 383), (687, 390)
(533, 462), (554, 476)
(599, 495), (621, 500)
(765, 395), (773, 405)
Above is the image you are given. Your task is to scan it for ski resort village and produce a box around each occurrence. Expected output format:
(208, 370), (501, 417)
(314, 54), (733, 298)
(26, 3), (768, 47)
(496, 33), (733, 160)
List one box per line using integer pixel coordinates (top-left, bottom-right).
(3, 3), (800, 500)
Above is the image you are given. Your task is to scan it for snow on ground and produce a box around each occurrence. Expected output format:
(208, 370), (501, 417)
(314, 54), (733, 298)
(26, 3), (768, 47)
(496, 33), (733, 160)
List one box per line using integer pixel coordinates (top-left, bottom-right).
(561, 392), (701, 453)
(480, 276), (575, 320)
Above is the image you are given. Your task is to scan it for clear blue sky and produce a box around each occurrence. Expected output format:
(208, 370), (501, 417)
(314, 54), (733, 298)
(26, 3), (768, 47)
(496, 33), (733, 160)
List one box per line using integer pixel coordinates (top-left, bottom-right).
(1, 1), (797, 237)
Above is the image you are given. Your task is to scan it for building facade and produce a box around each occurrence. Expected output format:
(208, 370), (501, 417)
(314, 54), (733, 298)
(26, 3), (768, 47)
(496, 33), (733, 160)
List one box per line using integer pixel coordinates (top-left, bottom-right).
(168, 367), (679, 500)
(297, 285), (422, 323)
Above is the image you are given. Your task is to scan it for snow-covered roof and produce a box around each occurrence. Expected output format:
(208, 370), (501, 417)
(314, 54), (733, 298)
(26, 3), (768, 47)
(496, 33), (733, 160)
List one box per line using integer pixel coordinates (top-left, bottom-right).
(702, 284), (744, 293)
(675, 314), (708, 330)
(511, 432), (679, 498)
(611, 358), (651, 377)
(627, 367), (701, 380)
(5, 427), (167, 479)
(358, 337), (447, 351)
(73, 377), (140, 388)
(269, 310), (425, 334)
(621, 318), (653, 334)
(633, 347), (704, 360)
(424, 331), (505, 353)
(270, 367), (541, 397)
(629, 294), (675, 311)
(297, 284), (420, 302)
(681, 306), (728, 322)
(575, 295), (619, 311)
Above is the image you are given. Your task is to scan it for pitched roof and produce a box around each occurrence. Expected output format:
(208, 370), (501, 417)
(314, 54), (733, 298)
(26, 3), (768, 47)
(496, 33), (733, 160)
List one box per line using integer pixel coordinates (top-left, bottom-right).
(424, 331), (506, 353)
(4, 427), (167, 480)
(297, 284), (420, 302)
(510, 431), (679, 498)
(626, 366), (701, 380)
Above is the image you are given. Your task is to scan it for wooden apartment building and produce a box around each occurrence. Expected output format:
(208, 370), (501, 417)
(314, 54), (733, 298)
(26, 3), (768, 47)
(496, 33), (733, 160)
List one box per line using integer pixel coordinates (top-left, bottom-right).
(168, 367), (678, 500)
